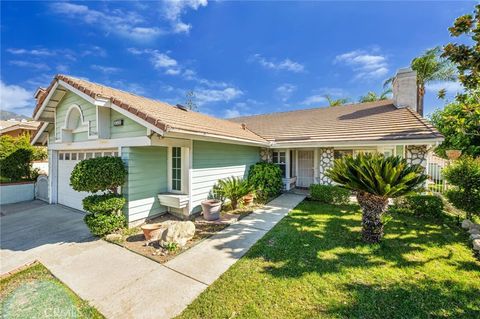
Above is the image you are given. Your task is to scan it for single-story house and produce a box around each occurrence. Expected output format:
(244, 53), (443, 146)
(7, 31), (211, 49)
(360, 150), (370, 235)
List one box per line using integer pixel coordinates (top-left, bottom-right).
(0, 119), (42, 138)
(32, 68), (443, 226)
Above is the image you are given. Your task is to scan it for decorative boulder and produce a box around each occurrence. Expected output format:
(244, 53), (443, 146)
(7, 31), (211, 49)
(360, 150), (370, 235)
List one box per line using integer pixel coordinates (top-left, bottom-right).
(470, 223), (480, 231)
(468, 228), (480, 235)
(461, 220), (473, 229)
(158, 221), (196, 248)
(470, 234), (480, 241)
(473, 239), (480, 251)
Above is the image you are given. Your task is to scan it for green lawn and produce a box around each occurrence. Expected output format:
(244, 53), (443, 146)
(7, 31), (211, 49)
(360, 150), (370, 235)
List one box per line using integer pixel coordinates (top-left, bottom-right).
(0, 262), (103, 319)
(178, 201), (480, 319)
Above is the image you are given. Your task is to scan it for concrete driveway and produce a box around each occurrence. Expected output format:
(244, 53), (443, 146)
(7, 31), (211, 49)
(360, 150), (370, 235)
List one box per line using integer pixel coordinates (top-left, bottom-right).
(0, 201), (206, 319)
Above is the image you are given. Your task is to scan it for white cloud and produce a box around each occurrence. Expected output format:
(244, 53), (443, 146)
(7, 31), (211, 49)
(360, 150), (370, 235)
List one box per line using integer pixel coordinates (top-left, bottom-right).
(163, 0), (208, 33)
(426, 81), (463, 94)
(195, 87), (243, 105)
(0, 81), (33, 112)
(224, 108), (241, 118)
(7, 48), (56, 56)
(275, 84), (297, 101)
(50, 2), (163, 41)
(182, 69), (228, 88)
(334, 49), (389, 80)
(250, 54), (305, 73)
(10, 60), (50, 71)
(91, 65), (121, 74)
(301, 94), (327, 105)
(151, 52), (178, 69)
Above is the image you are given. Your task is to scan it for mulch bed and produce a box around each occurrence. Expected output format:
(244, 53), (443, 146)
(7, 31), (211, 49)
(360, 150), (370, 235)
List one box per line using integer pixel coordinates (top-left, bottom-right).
(105, 204), (262, 264)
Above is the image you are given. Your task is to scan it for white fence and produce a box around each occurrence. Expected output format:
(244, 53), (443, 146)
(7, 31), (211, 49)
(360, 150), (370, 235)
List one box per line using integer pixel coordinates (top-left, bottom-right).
(426, 154), (450, 194)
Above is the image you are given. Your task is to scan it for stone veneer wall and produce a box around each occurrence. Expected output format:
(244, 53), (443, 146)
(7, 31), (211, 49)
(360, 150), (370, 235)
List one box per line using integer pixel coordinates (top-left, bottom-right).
(318, 148), (334, 185)
(260, 148), (273, 163)
(405, 145), (428, 170)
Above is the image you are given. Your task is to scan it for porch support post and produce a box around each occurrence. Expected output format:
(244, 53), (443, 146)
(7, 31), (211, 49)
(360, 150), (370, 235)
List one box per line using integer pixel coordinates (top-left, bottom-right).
(48, 149), (58, 204)
(285, 149), (291, 190)
(318, 148), (334, 185)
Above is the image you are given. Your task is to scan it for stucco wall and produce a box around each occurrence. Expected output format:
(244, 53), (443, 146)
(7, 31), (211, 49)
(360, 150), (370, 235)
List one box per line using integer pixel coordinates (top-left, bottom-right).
(0, 182), (35, 205)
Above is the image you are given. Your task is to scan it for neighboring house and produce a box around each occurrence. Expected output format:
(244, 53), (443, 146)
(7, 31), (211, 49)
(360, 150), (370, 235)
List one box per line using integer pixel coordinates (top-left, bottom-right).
(0, 119), (42, 139)
(32, 68), (443, 226)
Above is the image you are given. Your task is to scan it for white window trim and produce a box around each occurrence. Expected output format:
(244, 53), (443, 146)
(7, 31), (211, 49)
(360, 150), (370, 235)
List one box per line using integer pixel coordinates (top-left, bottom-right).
(167, 146), (189, 194)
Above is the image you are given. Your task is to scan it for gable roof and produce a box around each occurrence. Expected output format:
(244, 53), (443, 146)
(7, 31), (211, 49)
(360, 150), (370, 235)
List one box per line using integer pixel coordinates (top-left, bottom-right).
(0, 120), (41, 134)
(229, 100), (443, 144)
(33, 75), (267, 144)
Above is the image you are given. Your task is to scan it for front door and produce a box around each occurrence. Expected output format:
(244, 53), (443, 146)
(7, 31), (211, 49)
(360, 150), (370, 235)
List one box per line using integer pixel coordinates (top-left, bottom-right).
(297, 150), (314, 188)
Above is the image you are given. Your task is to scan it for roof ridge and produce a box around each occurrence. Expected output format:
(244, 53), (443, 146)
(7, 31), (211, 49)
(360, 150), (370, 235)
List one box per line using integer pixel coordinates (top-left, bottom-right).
(230, 99), (394, 120)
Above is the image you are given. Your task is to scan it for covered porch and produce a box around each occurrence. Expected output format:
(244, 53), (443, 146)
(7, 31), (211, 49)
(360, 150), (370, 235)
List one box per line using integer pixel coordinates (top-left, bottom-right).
(265, 144), (428, 190)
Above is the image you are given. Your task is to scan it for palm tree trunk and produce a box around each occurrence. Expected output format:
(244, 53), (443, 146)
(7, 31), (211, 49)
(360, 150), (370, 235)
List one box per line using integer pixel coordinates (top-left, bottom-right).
(356, 192), (389, 243)
(417, 85), (425, 116)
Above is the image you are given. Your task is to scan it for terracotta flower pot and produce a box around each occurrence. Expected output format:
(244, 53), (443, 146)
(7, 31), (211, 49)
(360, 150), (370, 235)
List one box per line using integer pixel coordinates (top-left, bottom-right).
(445, 150), (462, 160)
(201, 199), (222, 221)
(243, 194), (254, 206)
(141, 223), (162, 241)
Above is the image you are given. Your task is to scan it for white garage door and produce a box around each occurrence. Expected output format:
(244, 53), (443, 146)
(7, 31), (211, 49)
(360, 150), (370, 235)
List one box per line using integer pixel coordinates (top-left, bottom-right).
(57, 150), (118, 211)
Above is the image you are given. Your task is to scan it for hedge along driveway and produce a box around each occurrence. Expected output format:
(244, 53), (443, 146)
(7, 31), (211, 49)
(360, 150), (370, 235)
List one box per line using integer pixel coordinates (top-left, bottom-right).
(177, 201), (480, 319)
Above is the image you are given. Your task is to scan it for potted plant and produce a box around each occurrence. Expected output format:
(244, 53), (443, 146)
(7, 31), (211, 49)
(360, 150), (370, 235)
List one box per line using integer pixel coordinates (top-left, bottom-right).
(445, 150), (462, 160)
(141, 223), (162, 240)
(243, 191), (255, 206)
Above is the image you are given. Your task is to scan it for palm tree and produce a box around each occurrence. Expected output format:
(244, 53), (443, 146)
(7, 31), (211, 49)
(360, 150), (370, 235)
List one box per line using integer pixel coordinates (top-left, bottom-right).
(324, 95), (350, 107)
(384, 46), (456, 116)
(358, 89), (392, 103)
(326, 153), (427, 243)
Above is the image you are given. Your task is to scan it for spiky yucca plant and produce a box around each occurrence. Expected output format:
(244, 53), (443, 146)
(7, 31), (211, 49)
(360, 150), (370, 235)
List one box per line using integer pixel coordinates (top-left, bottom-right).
(214, 176), (252, 210)
(326, 153), (427, 243)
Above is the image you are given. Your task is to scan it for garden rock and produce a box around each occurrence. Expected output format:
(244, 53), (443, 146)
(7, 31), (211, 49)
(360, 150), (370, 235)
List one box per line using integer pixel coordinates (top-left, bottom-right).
(461, 219), (473, 229)
(468, 228), (480, 235)
(105, 233), (123, 242)
(473, 239), (480, 251)
(470, 223), (480, 231)
(470, 234), (480, 240)
(155, 221), (196, 247)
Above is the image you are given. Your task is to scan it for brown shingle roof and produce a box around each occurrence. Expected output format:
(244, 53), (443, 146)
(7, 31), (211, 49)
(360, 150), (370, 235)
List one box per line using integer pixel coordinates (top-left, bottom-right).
(33, 75), (267, 144)
(230, 101), (443, 143)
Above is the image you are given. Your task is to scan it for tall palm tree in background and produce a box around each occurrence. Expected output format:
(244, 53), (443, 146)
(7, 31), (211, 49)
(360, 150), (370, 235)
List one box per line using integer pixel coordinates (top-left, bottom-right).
(327, 154), (427, 243)
(324, 95), (350, 107)
(384, 46), (456, 116)
(358, 89), (392, 103)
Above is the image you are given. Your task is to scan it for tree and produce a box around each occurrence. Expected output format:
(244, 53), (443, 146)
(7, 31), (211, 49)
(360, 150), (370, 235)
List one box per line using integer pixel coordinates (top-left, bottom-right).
(324, 95), (350, 107)
(384, 47), (456, 116)
(442, 4), (480, 92)
(444, 156), (480, 220)
(326, 154), (427, 243)
(430, 92), (480, 158)
(359, 89), (392, 103)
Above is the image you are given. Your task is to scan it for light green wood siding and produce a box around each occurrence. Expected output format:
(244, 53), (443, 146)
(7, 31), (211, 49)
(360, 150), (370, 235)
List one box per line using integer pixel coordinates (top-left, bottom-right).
(122, 146), (168, 222)
(396, 145), (405, 158)
(55, 91), (96, 141)
(191, 141), (260, 213)
(110, 110), (146, 139)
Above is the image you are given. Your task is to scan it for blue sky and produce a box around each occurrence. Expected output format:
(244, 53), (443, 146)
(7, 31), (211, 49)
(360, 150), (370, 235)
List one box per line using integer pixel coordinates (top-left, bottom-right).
(1, 1), (471, 118)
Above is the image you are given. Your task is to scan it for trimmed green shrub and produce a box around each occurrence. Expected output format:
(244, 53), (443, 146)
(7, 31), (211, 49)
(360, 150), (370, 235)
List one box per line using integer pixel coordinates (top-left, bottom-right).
(70, 156), (127, 193)
(83, 194), (126, 214)
(310, 184), (350, 205)
(443, 156), (480, 219)
(248, 162), (283, 202)
(84, 212), (126, 237)
(213, 176), (251, 210)
(393, 195), (444, 218)
(1, 148), (34, 181)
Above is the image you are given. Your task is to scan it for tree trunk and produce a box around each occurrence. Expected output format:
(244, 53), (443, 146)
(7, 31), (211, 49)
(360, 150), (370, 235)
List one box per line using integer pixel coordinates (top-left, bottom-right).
(356, 192), (389, 243)
(417, 85), (425, 116)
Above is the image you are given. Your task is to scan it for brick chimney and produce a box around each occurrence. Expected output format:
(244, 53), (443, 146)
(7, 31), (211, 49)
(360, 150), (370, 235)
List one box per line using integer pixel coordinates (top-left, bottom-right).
(392, 68), (419, 115)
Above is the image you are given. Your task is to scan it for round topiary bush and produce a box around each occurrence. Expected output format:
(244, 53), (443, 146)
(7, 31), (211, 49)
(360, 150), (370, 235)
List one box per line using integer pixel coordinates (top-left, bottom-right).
(84, 212), (126, 237)
(248, 162), (283, 202)
(70, 156), (127, 193)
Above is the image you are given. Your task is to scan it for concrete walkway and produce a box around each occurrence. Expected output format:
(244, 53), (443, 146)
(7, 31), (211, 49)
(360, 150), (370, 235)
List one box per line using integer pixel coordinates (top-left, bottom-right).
(1, 193), (305, 319)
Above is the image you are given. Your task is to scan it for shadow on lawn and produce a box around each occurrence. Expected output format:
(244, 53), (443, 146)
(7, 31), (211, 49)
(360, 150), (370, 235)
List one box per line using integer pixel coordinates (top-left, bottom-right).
(247, 202), (477, 278)
(327, 280), (480, 318)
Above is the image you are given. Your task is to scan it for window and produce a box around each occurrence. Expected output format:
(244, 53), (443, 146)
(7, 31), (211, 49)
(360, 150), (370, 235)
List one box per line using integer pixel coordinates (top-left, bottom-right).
(59, 153), (64, 160)
(85, 152), (93, 159)
(94, 152), (102, 158)
(172, 147), (182, 191)
(64, 153), (70, 160)
(272, 151), (286, 178)
(78, 153), (85, 160)
(334, 150), (353, 159)
(104, 152), (112, 157)
(71, 153), (77, 160)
